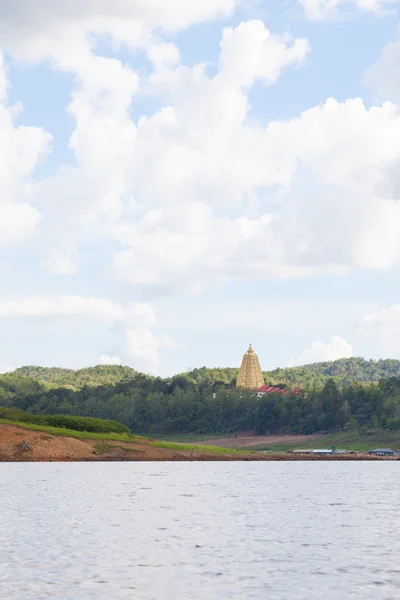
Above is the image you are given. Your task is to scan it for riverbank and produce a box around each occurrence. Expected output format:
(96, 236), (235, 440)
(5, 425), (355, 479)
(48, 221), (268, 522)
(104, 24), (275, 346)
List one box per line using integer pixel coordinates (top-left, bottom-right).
(1, 424), (399, 462)
(156, 431), (400, 453)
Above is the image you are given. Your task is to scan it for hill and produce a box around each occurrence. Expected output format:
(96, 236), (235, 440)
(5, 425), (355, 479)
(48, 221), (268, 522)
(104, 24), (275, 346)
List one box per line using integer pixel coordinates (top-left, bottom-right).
(187, 358), (400, 388)
(13, 365), (137, 389)
(8, 358), (400, 392)
(2, 358), (400, 438)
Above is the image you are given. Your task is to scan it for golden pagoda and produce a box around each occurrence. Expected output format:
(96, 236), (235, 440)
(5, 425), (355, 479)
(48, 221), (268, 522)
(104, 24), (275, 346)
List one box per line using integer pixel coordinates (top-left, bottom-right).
(236, 344), (265, 390)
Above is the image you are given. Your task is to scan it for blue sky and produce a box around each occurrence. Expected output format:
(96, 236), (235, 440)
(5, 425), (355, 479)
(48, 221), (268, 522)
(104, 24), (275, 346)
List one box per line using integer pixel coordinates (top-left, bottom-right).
(1, 0), (400, 376)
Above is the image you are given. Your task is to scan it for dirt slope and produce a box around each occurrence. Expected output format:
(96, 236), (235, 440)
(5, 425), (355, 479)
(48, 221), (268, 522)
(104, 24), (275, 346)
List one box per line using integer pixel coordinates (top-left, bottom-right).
(0, 424), (244, 462)
(0, 424), (395, 461)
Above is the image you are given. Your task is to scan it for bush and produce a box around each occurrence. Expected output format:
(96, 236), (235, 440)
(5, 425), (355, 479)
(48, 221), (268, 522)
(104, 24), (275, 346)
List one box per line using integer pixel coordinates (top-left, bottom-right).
(42, 414), (130, 434)
(0, 407), (130, 434)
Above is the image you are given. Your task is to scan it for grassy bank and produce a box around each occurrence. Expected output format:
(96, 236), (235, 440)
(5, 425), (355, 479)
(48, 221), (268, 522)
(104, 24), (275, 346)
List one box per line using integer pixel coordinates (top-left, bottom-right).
(0, 418), (143, 443)
(145, 430), (400, 453)
(249, 431), (400, 452)
(0, 417), (248, 457)
(144, 433), (229, 443)
(147, 439), (249, 456)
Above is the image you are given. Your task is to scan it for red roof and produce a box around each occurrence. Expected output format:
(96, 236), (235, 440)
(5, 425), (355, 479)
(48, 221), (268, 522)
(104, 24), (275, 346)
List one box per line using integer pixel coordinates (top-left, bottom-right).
(258, 385), (300, 396)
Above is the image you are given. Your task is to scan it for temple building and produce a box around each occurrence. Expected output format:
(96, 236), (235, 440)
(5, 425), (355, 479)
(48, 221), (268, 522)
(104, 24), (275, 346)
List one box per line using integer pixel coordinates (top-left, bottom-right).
(236, 344), (265, 390)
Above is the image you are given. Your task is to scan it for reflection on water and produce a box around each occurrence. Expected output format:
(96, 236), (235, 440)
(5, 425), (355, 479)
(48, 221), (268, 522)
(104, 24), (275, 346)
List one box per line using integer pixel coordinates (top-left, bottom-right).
(1, 462), (399, 599)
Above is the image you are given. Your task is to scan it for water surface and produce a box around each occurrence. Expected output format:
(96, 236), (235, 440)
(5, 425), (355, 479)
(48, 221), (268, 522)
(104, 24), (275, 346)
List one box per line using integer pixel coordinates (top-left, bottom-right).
(1, 462), (399, 599)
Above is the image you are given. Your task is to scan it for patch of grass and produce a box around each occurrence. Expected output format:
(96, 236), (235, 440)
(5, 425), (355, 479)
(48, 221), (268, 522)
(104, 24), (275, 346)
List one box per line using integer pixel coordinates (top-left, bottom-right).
(146, 433), (228, 443)
(249, 431), (400, 452)
(148, 439), (250, 456)
(0, 418), (145, 443)
(0, 418), (249, 456)
(93, 443), (143, 455)
(0, 407), (130, 434)
(0, 418), (238, 456)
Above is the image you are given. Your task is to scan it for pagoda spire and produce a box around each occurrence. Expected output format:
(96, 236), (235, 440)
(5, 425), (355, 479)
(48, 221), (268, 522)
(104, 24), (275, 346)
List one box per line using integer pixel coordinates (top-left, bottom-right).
(236, 344), (264, 390)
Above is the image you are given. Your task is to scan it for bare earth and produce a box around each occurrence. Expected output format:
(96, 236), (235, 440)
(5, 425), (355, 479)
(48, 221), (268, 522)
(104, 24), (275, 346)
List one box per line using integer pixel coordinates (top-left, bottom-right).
(0, 424), (395, 461)
(198, 433), (326, 448)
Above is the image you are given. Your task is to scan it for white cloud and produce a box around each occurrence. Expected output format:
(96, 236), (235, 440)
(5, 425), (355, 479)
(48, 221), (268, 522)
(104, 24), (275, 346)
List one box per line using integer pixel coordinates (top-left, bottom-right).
(219, 20), (310, 88)
(40, 239), (79, 275)
(3, 6), (400, 293)
(0, 0), (240, 64)
(364, 28), (400, 102)
(0, 365), (15, 374)
(299, 0), (399, 20)
(0, 296), (176, 371)
(357, 304), (400, 356)
(23, 19), (310, 282)
(0, 203), (42, 248)
(112, 89), (400, 289)
(121, 303), (179, 373)
(0, 296), (123, 322)
(292, 336), (353, 365)
(0, 52), (51, 247)
(2, 4), (400, 312)
(359, 304), (400, 338)
(98, 354), (122, 366)
(0, 1), (243, 271)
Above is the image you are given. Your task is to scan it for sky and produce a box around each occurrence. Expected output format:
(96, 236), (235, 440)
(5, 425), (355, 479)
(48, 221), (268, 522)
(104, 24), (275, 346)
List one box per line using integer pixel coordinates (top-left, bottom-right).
(1, 0), (400, 376)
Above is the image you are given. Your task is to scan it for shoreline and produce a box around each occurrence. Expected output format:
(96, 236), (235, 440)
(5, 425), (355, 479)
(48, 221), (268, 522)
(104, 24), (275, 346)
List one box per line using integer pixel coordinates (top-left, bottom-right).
(1, 423), (398, 462)
(1, 453), (398, 463)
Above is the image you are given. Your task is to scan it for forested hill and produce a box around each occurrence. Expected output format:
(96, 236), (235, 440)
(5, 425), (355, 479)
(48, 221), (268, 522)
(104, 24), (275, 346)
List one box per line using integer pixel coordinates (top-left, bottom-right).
(187, 358), (400, 388)
(3, 359), (400, 435)
(265, 358), (400, 386)
(8, 358), (400, 390)
(13, 365), (137, 389)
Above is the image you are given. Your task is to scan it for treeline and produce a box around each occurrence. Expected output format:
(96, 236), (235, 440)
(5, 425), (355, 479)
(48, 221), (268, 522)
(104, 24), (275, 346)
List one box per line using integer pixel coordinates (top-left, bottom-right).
(10, 358), (400, 393)
(1, 371), (400, 435)
(13, 365), (137, 390)
(187, 358), (400, 389)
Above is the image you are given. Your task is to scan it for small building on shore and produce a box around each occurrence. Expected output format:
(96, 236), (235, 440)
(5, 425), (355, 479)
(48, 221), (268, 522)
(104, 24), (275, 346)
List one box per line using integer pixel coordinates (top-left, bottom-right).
(293, 448), (334, 455)
(367, 448), (395, 457)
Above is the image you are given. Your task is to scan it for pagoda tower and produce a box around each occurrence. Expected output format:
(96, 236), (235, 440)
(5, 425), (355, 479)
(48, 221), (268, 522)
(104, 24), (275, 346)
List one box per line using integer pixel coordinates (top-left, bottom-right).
(236, 344), (265, 390)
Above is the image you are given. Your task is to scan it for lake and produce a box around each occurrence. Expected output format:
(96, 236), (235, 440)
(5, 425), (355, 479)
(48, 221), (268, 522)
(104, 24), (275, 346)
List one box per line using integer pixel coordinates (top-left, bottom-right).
(1, 462), (399, 599)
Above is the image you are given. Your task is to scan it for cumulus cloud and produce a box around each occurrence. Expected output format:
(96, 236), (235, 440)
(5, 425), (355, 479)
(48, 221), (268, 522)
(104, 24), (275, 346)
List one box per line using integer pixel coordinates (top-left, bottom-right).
(19, 18), (310, 282)
(0, 296), (176, 371)
(358, 304), (400, 353)
(0, 296), (123, 321)
(0, 52), (51, 247)
(18, 11), (399, 291)
(292, 336), (353, 365)
(299, 0), (399, 20)
(0, 1), (243, 270)
(364, 28), (400, 102)
(121, 303), (179, 373)
(112, 90), (400, 290)
(1, 4), (400, 292)
(0, 0), (240, 64)
(98, 354), (122, 366)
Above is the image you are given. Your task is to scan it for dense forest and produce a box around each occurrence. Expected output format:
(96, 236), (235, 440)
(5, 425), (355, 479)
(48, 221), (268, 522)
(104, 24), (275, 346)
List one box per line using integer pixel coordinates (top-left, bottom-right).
(11, 357), (400, 390)
(13, 365), (137, 389)
(1, 361), (400, 435)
